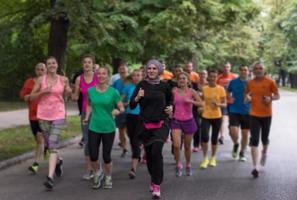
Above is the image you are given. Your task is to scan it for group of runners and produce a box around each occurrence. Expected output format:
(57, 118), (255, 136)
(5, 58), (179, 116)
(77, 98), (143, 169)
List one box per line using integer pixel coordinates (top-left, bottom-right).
(20, 55), (279, 199)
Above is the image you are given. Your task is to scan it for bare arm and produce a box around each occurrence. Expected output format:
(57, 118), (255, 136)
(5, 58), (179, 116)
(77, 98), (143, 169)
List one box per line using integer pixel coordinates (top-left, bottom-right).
(112, 101), (125, 117)
(191, 89), (204, 107)
(117, 101), (125, 112)
(64, 77), (72, 97)
(272, 92), (280, 100)
(121, 94), (129, 107)
(30, 76), (50, 100)
(217, 96), (227, 108)
(20, 80), (31, 102)
(83, 98), (92, 125)
(227, 91), (235, 104)
(72, 76), (80, 101)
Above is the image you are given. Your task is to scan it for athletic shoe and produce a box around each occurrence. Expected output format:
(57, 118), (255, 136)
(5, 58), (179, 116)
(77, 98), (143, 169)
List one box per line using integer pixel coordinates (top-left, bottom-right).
(28, 163), (39, 174)
(128, 168), (136, 179)
(251, 169), (259, 178)
(103, 175), (113, 189)
(239, 152), (247, 162)
(192, 147), (199, 153)
(200, 157), (209, 169)
(186, 166), (192, 176)
(92, 170), (104, 189)
(78, 141), (84, 148)
(260, 152), (267, 166)
(118, 142), (123, 148)
(218, 136), (224, 145)
(152, 183), (161, 199)
(55, 158), (63, 177)
(44, 176), (54, 191)
(82, 171), (94, 180)
(209, 156), (217, 167)
(175, 165), (183, 177)
(79, 137), (84, 148)
(232, 143), (239, 159)
(121, 149), (128, 158)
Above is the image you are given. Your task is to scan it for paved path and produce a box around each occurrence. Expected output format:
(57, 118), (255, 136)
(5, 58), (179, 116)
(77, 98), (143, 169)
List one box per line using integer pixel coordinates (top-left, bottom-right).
(0, 102), (79, 130)
(0, 90), (297, 200)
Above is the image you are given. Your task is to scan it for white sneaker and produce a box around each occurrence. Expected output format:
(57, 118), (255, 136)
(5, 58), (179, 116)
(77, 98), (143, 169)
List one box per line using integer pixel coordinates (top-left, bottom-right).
(83, 171), (94, 180)
(92, 170), (104, 189)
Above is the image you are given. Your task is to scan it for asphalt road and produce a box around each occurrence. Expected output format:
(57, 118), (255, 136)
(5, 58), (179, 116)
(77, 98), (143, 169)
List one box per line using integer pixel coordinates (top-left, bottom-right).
(0, 90), (296, 200)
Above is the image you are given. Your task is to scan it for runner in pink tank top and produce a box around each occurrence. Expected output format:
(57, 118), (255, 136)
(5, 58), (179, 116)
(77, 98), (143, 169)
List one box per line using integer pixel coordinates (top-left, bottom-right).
(80, 73), (98, 113)
(72, 54), (99, 180)
(37, 75), (65, 120)
(30, 56), (72, 191)
(170, 72), (203, 177)
(173, 88), (193, 121)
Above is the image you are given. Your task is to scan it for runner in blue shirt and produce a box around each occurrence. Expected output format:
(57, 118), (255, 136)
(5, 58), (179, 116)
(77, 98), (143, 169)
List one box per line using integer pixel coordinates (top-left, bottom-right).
(112, 63), (129, 157)
(122, 69), (142, 179)
(227, 65), (250, 161)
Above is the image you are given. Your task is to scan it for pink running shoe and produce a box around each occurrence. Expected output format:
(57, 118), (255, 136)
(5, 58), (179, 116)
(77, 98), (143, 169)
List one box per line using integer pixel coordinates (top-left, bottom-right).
(192, 147), (199, 152)
(152, 183), (161, 199)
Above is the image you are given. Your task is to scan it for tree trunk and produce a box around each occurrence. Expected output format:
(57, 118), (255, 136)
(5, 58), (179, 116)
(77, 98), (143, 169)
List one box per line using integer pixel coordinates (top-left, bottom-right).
(48, 0), (69, 72)
(112, 58), (123, 75)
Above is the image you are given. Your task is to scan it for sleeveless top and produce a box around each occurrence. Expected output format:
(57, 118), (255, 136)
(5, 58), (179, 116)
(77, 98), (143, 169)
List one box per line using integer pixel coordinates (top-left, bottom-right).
(80, 73), (98, 113)
(37, 75), (65, 121)
(173, 88), (193, 121)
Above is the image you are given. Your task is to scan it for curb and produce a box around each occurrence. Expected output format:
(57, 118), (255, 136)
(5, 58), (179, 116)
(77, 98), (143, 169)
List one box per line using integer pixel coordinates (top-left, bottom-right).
(0, 135), (81, 170)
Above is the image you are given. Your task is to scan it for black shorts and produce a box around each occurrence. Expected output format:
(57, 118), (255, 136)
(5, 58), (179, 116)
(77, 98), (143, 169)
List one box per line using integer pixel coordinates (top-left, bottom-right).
(115, 113), (127, 129)
(30, 120), (42, 136)
(229, 113), (250, 129)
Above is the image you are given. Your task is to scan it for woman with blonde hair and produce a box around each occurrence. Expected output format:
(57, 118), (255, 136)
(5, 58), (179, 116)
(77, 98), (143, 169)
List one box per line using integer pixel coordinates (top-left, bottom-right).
(171, 72), (203, 176)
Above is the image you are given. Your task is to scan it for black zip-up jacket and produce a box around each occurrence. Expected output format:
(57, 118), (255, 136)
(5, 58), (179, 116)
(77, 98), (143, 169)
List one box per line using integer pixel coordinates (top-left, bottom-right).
(130, 80), (172, 123)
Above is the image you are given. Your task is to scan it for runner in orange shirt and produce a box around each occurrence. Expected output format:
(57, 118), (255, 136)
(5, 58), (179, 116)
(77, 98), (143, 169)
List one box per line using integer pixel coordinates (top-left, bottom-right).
(160, 60), (173, 81)
(184, 61), (200, 83)
(20, 63), (47, 173)
(245, 62), (279, 178)
(216, 62), (237, 144)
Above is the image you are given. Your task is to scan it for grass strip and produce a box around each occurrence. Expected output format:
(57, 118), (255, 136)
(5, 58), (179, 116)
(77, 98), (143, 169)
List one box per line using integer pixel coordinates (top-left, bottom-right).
(0, 115), (81, 161)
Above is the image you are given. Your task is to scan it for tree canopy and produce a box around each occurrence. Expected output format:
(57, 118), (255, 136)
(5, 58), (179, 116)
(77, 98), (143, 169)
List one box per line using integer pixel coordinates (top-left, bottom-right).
(1, 0), (297, 99)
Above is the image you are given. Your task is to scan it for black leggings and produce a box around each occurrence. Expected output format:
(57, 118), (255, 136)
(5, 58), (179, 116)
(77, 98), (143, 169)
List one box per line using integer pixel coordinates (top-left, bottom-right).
(145, 142), (164, 185)
(250, 116), (271, 147)
(88, 130), (115, 164)
(201, 118), (222, 145)
(193, 115), (201, 147)
(126, 114), (141, 159)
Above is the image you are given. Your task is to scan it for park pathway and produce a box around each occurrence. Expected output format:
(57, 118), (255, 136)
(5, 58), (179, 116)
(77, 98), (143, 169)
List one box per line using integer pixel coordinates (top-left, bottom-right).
(0, 102), (79, 130)
(0, 90), (296, 200)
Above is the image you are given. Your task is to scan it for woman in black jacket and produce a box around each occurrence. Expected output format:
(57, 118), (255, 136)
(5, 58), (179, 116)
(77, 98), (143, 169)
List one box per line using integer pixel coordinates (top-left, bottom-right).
(130, 59), (172, 200)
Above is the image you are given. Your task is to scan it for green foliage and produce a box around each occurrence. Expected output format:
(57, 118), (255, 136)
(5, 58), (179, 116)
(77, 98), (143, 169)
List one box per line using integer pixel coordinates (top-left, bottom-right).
(0, 0), (262, 100)
(259, 0), (297, 72)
